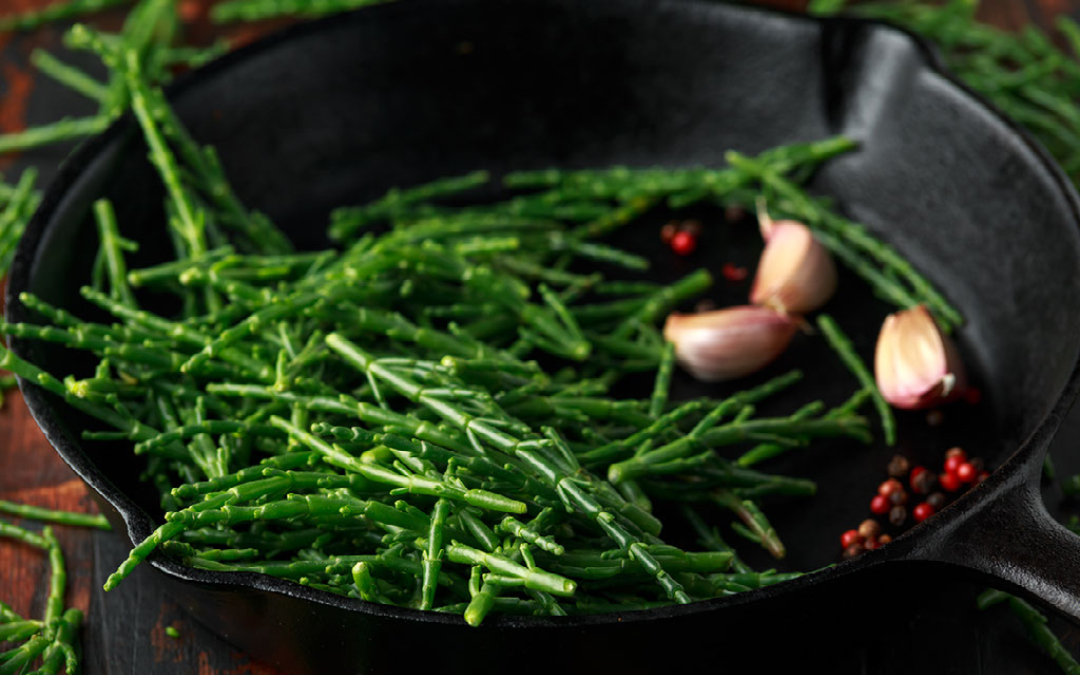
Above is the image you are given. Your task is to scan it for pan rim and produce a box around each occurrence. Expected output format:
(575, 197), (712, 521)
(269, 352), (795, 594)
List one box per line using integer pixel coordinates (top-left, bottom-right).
(8, 0), (1080, 630)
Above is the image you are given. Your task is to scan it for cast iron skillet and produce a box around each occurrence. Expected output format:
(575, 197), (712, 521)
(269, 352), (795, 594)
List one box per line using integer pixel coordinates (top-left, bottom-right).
(10, 0), (1080, 671)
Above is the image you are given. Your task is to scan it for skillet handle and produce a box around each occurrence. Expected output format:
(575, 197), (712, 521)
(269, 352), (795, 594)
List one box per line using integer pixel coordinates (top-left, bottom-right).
(895, 433), (1080, 622)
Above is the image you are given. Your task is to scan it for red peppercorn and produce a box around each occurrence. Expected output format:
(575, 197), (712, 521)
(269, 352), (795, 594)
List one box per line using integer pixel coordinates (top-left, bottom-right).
(956, 462), (978, 483)
(913, 502), (936, 523)
(878, 478), (903, 496)
(888, 489), (908, 506)
(841, 529), (861, 549)
(944, 454), (966, 477)
(939, 471), (961, 492)
(864, 538), (881, 551)
(670, 230), (697, 256)
(976, 471), (990, 484)
(870, 494), (890, 515)
(721, 263), (748, 282)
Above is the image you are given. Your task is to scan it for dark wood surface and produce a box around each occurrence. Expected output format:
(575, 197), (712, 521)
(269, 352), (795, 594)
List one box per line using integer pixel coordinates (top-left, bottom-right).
(3, 0), (1080, 673)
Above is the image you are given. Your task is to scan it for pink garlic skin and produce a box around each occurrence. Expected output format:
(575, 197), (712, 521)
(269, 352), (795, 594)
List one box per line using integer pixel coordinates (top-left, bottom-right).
(750, 220), (838, 315)
(663, 306), (798, 383)
(874, 305), (966, 410)
(757, 215), (800, 242)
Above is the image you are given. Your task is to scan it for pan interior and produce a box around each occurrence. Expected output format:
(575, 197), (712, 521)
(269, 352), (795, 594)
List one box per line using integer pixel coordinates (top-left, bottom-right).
(14, 0), (1080, 590)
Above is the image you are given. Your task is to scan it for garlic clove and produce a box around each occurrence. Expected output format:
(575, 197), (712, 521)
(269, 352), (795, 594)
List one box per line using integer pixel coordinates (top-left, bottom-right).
(874, 305), (966, 410)
(663, 306), (798, 382)
(750, 219), (838, 314)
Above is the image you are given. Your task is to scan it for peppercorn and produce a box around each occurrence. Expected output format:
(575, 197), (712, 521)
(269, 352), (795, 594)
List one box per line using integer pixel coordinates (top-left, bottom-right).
(888, 505), (907, 526)
(721, 263), (748, 282)
(926, 492), (947, 510)
(956, 462), (977, 483)
(858, 519), (881, 540)
(864, 538), (881, 551)
(878, 478), (903, 496)
(912, 502), (936, 523)
(887, 454), (911, 478)
(945, 447), (967, 460)
(694, 299), (717, 313)
(911, 467), (936, 494)
(179, 0), (203, 22)
(939, 471), (961, 492)
(843, 543), (866, 559)
(841, 529), (861, 549)
(682, 219), (703, 236)
(976, 471), (990, 484)
(670, 230), (697, 256)
(888, 489), (908, 506)
(660, 222), (678, 243)
(870, 494), (890, 515)
(878, 534), (893, 545)
(944, 448), (967, 476)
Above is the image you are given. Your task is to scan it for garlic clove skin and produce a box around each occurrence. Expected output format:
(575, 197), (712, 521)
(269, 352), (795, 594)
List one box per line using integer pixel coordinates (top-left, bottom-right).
(874, 305), (966, 410)
(754, 197), (804, 242)
(750, 220), (838, 315)
(758, 215), (804, 242)
(663, 306), (799, 382)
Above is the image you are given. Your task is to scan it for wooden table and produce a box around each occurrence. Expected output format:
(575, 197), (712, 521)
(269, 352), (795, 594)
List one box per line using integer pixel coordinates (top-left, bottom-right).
(2, 0), (1080, 672)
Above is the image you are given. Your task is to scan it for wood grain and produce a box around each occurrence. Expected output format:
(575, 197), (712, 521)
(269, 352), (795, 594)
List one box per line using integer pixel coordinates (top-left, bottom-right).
(0, 3), (288, 671)
(1, 1), (1079, 673)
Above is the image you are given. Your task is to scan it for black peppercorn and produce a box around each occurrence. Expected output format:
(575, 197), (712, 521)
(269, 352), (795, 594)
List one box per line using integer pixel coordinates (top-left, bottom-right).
(888, 505), (907, 526)
(887, 454), (911, 478)
(843, 543), (865, 559)
(926, 492), (947, 510)
(724, 205), (746, 222)
(912, 469), (937, 495)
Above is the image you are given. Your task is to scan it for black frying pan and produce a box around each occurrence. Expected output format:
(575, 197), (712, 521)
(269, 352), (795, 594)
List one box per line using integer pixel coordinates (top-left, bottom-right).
(9, 0), (1080, 672)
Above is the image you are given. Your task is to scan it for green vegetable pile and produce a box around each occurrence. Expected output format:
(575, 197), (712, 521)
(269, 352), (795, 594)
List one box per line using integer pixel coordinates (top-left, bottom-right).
(2, 104), (892, 623)
(0, 521), (81, 675)
(0, 501), (109, 675)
